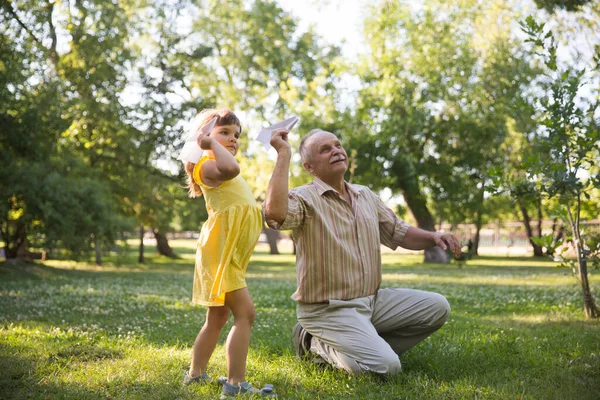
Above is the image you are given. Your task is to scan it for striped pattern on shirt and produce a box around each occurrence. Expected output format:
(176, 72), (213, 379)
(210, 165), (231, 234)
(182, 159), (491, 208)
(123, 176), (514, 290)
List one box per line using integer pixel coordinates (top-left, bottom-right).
(266, 178), (410, 304)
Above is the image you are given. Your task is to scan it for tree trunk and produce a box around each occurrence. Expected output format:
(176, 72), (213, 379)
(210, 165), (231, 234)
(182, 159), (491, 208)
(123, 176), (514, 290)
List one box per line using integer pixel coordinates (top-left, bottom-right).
(472, 185), (485, 256)
(260, 210), (280, 255)
(153, 228), (177, 258)
(94, 235), (102, 266)
(263, 227), (280, 255)
(5, 242), (18, 259)
(473, 220), (482, 257)
(516, 197), (544, 257)
(138, 225), (145, 264)
(16, 237), (29, 259)
(573, 231), (600, 319)
(423, 246), (449, 263)
(2, 221), (27, 259)
(548, 219), (565, 256)
(536, 197), (543, 238)
(402, 187), (450, 264)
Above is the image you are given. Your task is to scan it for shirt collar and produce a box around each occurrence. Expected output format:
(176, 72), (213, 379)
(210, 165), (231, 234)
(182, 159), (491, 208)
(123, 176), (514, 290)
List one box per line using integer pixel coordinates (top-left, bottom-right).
(313, 177), (364, 197)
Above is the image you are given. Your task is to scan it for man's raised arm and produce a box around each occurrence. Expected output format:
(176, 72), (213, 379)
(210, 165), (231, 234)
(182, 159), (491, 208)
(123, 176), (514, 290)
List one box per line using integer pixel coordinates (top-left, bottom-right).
(264, 129), (292, 226)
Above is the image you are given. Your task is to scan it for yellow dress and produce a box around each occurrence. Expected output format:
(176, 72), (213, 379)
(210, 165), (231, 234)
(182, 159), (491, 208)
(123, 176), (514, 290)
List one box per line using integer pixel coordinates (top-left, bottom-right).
(192, 156), (262, 306)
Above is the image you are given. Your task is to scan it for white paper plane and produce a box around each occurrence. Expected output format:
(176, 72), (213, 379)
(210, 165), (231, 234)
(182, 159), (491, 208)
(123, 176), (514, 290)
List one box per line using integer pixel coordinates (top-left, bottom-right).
(178, 141), (205, 164)
(185, 116), (218, 142)
(255, 116), (299, 151)
(178, 116), (218, 163)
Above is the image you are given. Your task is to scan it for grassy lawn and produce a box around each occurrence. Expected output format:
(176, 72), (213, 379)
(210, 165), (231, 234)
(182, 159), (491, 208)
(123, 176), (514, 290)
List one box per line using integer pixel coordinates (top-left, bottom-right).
(1, 240), (599, 399)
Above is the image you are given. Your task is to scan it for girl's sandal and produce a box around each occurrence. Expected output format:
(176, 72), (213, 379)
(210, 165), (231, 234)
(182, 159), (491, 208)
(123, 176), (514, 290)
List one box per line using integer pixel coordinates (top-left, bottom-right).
(183, 371), (228, 386)
(183, 371), (213, 386)
(220, 380), (277, 398)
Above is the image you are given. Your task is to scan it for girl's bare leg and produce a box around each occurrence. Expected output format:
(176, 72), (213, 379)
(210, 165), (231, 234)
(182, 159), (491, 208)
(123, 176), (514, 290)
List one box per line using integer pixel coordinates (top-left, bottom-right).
(223, 287), (256, 385)
(189, 305), (230, 377)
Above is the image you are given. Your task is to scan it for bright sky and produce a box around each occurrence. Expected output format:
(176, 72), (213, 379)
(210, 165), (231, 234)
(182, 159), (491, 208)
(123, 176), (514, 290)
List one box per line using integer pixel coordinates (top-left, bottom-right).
(276, 0), (367, 60)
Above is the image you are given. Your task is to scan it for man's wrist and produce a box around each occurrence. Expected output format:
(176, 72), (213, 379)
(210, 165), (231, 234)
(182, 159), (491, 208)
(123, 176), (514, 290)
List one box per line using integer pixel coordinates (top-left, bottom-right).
(276, 147), (292, 157)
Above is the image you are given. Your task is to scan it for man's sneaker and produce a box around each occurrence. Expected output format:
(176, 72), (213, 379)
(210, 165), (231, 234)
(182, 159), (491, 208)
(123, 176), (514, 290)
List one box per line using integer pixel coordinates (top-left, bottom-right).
(292, 322), (312, 358)
(220, 381), (277, 398)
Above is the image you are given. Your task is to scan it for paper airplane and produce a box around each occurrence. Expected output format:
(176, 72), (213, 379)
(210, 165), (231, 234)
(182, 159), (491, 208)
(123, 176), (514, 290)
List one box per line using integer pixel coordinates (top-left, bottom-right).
(185, 116), (218, 142)
(178, 116), (218, 163)
(255, 116), (299, 151)
(178, 141), (205, 164)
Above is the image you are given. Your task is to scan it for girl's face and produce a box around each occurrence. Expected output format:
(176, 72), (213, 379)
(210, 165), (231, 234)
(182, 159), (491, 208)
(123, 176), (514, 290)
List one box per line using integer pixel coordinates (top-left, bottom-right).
(209, 124), (241, 156)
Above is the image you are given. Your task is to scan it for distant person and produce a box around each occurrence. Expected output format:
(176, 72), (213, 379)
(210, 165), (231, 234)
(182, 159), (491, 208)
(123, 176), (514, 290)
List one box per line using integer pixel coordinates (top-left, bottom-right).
(183, 108), (275, 398)
(264, 128), (460, 375)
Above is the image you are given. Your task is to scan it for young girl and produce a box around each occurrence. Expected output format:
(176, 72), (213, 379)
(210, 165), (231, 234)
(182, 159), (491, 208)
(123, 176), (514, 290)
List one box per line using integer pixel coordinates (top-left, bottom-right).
(183, 108), (275, 398)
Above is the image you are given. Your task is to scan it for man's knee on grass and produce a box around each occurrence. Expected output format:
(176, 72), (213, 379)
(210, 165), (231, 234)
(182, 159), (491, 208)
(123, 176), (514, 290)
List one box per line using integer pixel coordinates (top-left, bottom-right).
(332, 346), (402, 375)
(429, 294), (451, 329)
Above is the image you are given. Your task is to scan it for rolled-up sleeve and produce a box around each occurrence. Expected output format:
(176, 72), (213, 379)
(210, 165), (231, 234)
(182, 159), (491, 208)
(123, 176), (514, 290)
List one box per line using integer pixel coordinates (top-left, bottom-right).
(376, 196), (410, 250)
(264, 191), (307, 231)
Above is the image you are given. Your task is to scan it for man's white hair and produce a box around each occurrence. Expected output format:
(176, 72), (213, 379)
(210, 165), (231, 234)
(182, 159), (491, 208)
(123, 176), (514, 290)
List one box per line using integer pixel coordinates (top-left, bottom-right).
(299, 129), (328, 162)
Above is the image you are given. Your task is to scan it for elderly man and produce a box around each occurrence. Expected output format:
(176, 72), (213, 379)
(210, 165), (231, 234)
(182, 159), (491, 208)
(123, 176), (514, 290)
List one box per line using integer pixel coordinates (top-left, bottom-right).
(264, 128), (460, 375)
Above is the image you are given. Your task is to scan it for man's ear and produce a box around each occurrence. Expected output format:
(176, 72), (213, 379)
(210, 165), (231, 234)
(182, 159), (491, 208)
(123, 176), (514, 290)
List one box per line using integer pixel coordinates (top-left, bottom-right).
(302, 161), (313, 174)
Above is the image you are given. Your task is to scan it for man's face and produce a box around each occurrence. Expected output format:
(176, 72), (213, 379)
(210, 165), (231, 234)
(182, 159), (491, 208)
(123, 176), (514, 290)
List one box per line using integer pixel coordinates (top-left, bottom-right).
(302, 131), (348, 179)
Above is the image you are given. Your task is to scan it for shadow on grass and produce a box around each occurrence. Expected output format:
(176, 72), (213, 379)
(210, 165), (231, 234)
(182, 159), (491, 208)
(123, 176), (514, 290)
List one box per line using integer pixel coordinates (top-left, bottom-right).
(0, 344), (34, 393)
(0, 342), (119, 399)
(1, 364), (191, 400)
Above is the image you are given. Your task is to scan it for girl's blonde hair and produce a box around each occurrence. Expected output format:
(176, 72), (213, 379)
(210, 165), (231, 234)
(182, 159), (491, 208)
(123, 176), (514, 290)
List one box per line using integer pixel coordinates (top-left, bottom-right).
(185, 108), (242, 198)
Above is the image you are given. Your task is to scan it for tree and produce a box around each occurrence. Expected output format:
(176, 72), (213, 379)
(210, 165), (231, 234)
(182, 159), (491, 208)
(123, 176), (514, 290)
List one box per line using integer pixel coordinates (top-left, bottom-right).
(1, 1), (180, 263)
(349, 0), (537, 262)
(1, 2), (131, 262)
(534, 0), (592, 12)
(519, 16), (599, 318)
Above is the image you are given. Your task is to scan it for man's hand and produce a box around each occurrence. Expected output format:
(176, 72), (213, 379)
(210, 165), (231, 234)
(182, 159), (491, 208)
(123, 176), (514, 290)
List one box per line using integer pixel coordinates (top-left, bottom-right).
(264, 128), (292, 226)
(433, 232), (461, 258)
(270, 128), (291, 153)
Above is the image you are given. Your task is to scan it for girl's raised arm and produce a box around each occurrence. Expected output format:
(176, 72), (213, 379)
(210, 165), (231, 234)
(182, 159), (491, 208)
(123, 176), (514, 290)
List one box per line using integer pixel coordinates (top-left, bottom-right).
(198, 132), (240, 185)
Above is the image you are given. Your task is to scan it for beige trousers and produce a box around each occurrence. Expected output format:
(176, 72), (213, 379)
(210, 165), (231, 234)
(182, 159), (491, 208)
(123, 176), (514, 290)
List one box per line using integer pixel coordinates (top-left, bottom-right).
(296, 288), (450, 375)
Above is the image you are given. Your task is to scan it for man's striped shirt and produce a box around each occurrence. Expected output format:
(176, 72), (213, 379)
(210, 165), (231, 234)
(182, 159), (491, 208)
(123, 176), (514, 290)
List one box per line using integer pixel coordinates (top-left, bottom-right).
(266, 178), (410, 303)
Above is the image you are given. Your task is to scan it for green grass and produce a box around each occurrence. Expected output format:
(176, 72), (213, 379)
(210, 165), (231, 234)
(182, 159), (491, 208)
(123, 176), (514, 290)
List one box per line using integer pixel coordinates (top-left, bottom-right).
(1, 241), (599, 399)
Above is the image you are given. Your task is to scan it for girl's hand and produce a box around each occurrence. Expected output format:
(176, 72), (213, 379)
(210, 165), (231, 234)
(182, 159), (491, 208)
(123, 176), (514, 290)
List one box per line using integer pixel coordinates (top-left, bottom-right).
(270, 128), (291, 152)
(197, 131), (213, 150)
